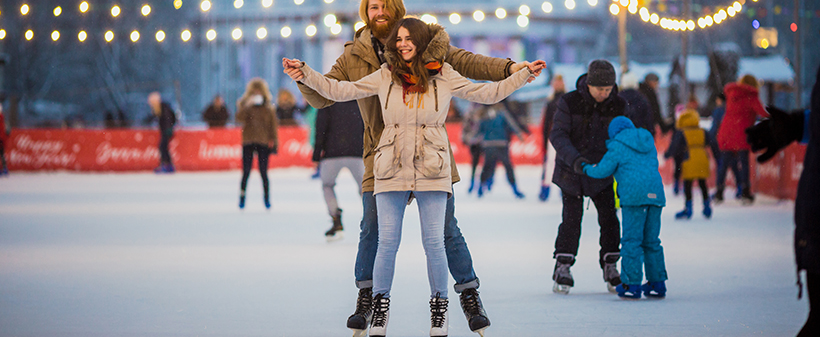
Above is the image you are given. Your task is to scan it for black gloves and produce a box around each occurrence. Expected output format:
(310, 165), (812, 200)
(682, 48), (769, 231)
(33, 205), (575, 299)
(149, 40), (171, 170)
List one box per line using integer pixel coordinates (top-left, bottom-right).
(573, 157), (591, 174)
(745, 106), (805, 163)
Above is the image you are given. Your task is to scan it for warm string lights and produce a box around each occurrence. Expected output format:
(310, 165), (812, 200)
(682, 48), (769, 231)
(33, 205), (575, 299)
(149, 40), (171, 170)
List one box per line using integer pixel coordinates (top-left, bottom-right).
(610, 0), (747, 31)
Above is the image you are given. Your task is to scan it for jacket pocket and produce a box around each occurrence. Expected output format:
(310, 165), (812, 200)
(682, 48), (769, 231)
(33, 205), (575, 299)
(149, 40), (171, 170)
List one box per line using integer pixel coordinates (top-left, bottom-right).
(419, 130), (449, 178)
(374, 133), (399, 180)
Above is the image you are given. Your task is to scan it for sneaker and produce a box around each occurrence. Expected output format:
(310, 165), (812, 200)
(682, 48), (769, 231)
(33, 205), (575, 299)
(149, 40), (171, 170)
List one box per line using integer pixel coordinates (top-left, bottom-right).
(347, 287), (373, 335)
(616, 284), (642, 299)
(459, 288), (490, 334)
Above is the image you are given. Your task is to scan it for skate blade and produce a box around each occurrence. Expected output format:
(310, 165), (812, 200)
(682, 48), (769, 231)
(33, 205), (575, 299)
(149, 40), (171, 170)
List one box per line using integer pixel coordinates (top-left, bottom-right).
(552, 283), (571, 295)
(351, 328), (367, 337)
(607, 283), (618, 294)
(474, 327), (487, 337)
(325, 232), (344, 242)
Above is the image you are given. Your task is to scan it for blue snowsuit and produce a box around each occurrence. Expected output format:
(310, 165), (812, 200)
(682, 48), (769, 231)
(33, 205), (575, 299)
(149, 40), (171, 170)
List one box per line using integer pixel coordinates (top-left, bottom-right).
(584, 116), (668, 285)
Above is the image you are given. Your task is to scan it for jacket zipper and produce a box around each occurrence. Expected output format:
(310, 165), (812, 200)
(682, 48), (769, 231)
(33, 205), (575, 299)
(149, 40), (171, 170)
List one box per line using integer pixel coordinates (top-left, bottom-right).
(384, 81), (393, 110)
(433, 80), (438, 112)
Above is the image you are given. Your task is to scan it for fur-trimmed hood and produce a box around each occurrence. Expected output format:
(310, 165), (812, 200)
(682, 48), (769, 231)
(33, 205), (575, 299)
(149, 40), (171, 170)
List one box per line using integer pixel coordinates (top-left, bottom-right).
(384, 23), (449, 66)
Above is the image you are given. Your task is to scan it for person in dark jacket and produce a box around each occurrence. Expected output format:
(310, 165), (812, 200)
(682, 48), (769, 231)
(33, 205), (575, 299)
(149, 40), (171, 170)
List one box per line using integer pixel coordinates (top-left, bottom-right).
(583, 116), (668, 299)
(540, 74), (565, 201)
(477, 102), (526, 199)
(236, 78), (280, 210)
(312, 100), (365, 240)
(202, 95), (230, 128)
(0, 104), (9, 176)
(620, 72), (654, 135)
(639, 73), (673, 135)
(549, 59), (625, 294)
(148, 92), (177, 173)
(745, 65), (819, 337)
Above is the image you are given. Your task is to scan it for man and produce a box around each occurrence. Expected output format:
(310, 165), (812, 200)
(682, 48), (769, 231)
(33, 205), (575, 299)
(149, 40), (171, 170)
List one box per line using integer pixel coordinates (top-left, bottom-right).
(549, 60), (625, 294)
(540, 74), (566, 201)
(285, 0), (540, 335)
(202, 95), (229, 128)
(312, 100), (365, 241)
(619, 72), (654, 135)
(638, 73), (673, 135)
(148, 92), (176, 173)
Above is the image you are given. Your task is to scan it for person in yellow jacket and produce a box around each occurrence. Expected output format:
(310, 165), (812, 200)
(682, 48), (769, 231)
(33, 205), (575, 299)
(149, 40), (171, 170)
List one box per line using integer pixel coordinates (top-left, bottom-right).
(664, 109), (720, 219)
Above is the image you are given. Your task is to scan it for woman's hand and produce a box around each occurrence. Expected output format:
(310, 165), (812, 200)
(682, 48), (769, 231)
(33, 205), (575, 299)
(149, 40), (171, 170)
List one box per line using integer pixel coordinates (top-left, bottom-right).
(282, 58), (305, 81)
(512, 60), (547, 83)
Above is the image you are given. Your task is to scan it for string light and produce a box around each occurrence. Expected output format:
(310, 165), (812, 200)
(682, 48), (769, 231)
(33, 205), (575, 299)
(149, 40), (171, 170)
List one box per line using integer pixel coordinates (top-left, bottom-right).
(294, 0), (304, 5)
(354, 21), (365, 31)
(206, 29), (216, 41)
(156, 30), (165, 42)
(142, 5), (151, 16)
(78, 31), (87, 42)
(181, 29), (192, 41)
(324, 0), (334, 3)
(449, 13), (461, 24)
(80, 2), (90, 13)
(232, 28), (242, 40)
(235, 0), (244, 9)
(280, 26), (292, 38)
(0, 30), (6, 40)
(324, 14), (337, 27)
(421, 14), (437, 24)
(262, 0), (273, 8)
(565, 0), (576, 10)
(542, 2), (553, 13)
(201, 1), (211, 12)
(496, 8), (507, 19)
(174, 0), (183, 10)
(130, 30), (140, 42)
(588, 0), (598, 7)
(257, 27), (267, 39)
(111, 5), (121, 17)
(473, 10), (485, 22)
(52, 31), (60, 41)
(519, 5), (530, 16)
(306, 24), (317, 37)
(25, 30), (34, 41)
(105, 31), (114, 42)
(610, 0), (744, 31)
(517, 15), (529, 27)
(54, 6), (62, 17)
(330, 23), (342, 35)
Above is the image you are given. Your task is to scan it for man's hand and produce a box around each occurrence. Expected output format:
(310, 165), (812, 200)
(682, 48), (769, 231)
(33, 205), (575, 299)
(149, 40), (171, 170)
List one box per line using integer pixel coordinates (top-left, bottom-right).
(282, 58), (305, 81)
(573, 157), (591, 174)
(745, 106), (805, 163)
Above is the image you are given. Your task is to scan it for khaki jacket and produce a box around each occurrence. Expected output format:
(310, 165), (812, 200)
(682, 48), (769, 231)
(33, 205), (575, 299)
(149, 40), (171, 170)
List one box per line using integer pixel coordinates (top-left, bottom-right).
(236, 103), (279, 147)
(299, 61), (531, 195)
(297, 25), (515, 193)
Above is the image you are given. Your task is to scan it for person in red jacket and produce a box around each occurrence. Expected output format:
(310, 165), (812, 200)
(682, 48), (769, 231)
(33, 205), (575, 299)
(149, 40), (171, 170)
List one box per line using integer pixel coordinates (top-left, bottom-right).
(715, 74), (769, 204)
(0, 104), (9, 176)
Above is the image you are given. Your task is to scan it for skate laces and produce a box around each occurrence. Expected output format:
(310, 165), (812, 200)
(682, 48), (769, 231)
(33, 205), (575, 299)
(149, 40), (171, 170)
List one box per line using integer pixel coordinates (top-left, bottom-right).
(354, 288), (373, 316)
(459, 289), (481, 316)
(372, 294), (389, 327)
(554, 263), (572, 280)
(604, 263), (619, 281)
(430, 294), (448, 328)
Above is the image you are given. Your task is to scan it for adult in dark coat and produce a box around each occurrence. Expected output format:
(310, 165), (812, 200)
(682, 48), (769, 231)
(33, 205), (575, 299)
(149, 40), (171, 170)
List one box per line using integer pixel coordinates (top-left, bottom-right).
(539, 75), (566, 201)
(746, 65), (819, 336)
(312, 100), (365, 239)
(620, 72), (655, 136)
(638, 73), (673, 135)
(549, 60), (625, 294)
(148, 92), (177, 173)
(202, 95), (230, 128)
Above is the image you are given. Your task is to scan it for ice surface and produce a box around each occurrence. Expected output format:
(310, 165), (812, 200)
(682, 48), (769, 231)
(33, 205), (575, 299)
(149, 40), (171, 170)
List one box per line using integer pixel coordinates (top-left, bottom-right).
(0, 165), (807, 336)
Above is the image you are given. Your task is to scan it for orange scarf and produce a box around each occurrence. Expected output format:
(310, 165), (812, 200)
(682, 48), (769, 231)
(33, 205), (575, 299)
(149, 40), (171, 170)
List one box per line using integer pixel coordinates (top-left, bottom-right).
(400, 61), (442, 105)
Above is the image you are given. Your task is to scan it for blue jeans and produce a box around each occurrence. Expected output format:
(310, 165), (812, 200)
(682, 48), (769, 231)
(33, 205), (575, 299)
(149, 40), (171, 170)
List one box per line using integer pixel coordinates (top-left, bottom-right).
(373, 191), (448, 299)
(620, 206), (668, 284)
(716, 150), (750, 191)
(354, 191), (479, 292)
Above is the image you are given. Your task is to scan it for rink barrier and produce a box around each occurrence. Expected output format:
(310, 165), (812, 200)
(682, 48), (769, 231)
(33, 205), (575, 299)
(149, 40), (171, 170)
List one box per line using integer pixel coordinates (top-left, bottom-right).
(5, 125), (805, 200)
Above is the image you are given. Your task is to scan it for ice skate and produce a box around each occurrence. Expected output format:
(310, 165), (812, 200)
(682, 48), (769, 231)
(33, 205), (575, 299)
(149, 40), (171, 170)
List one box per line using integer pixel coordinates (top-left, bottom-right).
(740, 189), (755, 205)
(368, 293), (390, 337)
(347, 287), (373, 337)
(430, 293), (449, 337)
(602, 252), (622, 293)
(538, 185), (550, 202)
(641, 281), (667, 298)
(239, 191), (246, 209)
(459, 288), (490, 335)
(264, 194), (271, 210)
(552, 254), (575, 294)
(511, 184), (525, 199)
(675, 200), (692, 219)
(616, 284), (641, 299)
(325, 208), (344, 242)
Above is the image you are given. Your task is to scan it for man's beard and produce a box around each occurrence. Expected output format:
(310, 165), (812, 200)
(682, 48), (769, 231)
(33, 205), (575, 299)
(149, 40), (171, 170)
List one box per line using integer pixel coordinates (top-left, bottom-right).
(369, 16), (395, 40)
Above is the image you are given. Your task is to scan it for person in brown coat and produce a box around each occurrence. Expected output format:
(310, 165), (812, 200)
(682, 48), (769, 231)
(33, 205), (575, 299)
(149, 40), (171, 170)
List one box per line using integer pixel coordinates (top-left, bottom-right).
(235, 78), (279, 210)
(283, 0), (541, 335)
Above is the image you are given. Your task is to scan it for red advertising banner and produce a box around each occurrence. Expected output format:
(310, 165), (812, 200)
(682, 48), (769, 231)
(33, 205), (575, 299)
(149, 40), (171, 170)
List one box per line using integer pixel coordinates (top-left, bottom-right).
(5, 125), (805, 200)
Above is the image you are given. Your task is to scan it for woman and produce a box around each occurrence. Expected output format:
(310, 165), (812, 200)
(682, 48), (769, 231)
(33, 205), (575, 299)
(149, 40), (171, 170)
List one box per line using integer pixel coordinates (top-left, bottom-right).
(236, 78), (279, 210)
(284, 18), (543, 336)
(716, 74), (769, 204)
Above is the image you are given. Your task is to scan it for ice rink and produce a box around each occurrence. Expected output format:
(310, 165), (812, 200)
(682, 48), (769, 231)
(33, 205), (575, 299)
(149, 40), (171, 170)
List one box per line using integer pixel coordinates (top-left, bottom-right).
(0, 165), (808, 336)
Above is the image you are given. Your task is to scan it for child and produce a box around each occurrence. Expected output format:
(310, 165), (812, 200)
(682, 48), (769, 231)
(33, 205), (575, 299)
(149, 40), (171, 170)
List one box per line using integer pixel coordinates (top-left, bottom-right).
(284, 18), (543, 336)
(665, 109), (720, 219)
(583, 116), (668, 299)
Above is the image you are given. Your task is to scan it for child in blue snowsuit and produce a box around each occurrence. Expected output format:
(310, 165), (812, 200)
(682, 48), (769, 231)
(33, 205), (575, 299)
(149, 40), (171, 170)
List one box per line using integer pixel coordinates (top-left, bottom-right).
(583, 116), (668, 299)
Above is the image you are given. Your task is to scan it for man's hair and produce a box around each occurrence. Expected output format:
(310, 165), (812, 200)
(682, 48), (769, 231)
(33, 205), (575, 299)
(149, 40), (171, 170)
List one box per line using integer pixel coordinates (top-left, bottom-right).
(359, 0), (406, 25)
(385, 17), (434, 93)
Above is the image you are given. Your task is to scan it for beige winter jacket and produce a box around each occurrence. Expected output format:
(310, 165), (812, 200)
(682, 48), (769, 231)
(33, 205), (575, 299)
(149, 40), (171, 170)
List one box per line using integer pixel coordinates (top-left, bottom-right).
(298, 62), (532, 195)
(236, 104), (279, 147)
(296, 25), (516, 193)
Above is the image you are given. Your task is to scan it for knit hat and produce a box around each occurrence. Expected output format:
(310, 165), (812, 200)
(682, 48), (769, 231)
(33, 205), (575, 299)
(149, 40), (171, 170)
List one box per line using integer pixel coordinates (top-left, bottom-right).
(608, 116), (635, 138)
(587, 60), (616, 87)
